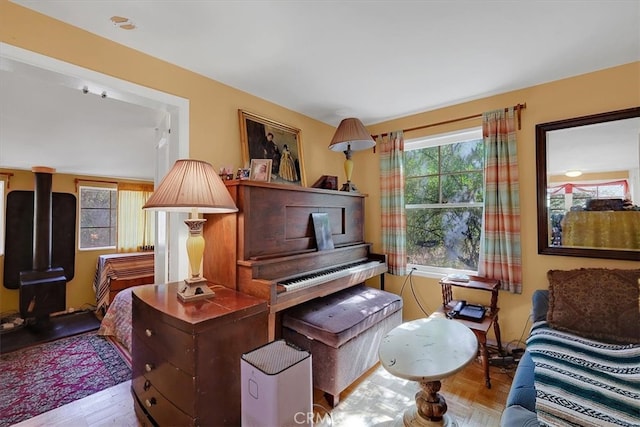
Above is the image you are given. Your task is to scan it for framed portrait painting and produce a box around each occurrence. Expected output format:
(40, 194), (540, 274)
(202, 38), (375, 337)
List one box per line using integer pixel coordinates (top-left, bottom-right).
(239, 109), (306, 186)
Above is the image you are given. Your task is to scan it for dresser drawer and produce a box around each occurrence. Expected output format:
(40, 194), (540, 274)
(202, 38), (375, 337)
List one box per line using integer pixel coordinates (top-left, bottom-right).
(132, 332), (196, 415)
(132, 375), (194, 427)
(133, 295), (195, 375)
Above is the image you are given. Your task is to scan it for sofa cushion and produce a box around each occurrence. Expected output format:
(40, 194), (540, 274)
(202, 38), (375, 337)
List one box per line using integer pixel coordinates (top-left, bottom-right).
(500, 405), (539, 427)
(531, 289), (549, 322)
(282, 284), (402, 348)
(505, 350), (536, 412)
(547, 268), (640, 344)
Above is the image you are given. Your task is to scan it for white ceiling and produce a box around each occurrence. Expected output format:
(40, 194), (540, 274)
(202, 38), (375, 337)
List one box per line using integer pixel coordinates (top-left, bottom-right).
(1, 1), (639, 180)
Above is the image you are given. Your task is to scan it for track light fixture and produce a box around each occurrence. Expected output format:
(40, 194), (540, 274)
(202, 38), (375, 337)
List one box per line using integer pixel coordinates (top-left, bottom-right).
(80, 86), (108, 99)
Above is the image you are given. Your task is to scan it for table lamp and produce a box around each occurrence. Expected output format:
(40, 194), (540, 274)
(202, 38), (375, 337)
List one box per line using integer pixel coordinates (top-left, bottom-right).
(143, 159), (238, 302)
(328, 118), (376, 192)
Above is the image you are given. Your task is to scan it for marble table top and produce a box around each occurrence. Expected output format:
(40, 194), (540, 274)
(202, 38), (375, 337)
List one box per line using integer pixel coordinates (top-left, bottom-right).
(378, 317), (478, 382)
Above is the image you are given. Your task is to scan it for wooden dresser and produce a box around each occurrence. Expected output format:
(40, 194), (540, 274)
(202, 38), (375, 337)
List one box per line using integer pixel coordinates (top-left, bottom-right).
(131, 282), (268, 426)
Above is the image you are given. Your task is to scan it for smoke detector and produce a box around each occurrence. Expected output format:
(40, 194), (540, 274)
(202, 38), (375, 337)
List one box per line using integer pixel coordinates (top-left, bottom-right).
(110, 15), (136, 30)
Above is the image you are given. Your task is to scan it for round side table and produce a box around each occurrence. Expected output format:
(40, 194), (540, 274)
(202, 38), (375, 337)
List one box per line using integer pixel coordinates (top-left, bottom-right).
(378, 317), (478, 426)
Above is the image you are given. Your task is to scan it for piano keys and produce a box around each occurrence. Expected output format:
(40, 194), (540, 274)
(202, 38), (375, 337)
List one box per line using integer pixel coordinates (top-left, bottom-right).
(203, 180), (387, 339)
(278, 259), (385, 292)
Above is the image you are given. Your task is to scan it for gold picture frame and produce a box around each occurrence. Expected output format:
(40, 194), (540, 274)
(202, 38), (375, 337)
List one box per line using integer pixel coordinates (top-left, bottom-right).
(239, 109), (306, 186)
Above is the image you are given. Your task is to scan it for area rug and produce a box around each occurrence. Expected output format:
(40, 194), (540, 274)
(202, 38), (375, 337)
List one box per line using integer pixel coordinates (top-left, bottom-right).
(0, 331), (131, 427)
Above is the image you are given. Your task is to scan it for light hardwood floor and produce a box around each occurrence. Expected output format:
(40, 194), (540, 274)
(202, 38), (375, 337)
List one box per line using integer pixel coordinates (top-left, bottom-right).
(13, 358), (512, 427)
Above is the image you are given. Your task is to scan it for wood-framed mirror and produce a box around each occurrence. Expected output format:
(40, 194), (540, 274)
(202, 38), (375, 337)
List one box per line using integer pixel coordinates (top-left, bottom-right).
(535, 107), (640, 261)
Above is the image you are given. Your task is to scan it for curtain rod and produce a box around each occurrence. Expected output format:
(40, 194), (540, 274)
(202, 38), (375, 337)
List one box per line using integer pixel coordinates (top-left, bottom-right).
(75, 178), (118, 185)
(74, 178), (119, 192)
(374, 102), (527, 140)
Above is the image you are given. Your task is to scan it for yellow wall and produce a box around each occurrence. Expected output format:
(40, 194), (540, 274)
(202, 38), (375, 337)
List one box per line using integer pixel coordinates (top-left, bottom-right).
(1, 1), (638, 344)
(362, 62), (640, 345)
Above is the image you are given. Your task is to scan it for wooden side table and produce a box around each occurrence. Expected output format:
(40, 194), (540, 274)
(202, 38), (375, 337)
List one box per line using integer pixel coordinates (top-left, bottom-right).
(436, 275), (502, 388)
(379, 317), (478, 426)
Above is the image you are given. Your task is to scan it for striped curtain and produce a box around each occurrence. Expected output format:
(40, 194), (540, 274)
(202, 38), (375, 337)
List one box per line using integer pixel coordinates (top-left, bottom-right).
(379, 131), (407, 276)
(117, 183), (155, 252)
(478, 108), (522, 293)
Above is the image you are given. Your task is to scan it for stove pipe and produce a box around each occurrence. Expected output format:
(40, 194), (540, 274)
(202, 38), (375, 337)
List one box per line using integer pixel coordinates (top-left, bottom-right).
(19, 166), (67, 321)
(32, 166), (55, 271)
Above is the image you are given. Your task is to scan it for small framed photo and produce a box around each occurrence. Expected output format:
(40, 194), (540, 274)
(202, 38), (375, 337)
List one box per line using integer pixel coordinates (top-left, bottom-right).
(236, 168), (250, 180)
(249, 159), (272, 182)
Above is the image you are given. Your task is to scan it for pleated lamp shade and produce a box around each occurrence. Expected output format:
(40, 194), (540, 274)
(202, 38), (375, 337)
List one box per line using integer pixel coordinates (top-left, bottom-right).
(143, 159), (238, 213)
(328, 118), (376, 152)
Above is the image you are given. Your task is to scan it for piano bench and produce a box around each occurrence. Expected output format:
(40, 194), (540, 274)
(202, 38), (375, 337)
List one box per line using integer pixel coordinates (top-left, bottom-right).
(282, 284), (402, 408)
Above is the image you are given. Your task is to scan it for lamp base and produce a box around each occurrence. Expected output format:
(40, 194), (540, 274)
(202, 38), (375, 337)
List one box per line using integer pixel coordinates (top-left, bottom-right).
(177, 278), (215, 302)
(340, 181), (359, 192)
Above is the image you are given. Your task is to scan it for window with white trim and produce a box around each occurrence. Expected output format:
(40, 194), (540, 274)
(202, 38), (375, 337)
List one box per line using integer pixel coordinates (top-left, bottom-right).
(79, 186), (117, 250)
(405, 128), (484, 273)
(548, 180), (627, 216)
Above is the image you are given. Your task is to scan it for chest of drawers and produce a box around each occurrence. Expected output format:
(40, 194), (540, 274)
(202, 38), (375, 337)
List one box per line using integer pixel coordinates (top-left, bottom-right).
(131, 282), (268, 426)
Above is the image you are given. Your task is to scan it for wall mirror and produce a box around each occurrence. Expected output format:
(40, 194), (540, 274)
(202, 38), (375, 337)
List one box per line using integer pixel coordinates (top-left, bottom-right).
(536, 107), (640, 261)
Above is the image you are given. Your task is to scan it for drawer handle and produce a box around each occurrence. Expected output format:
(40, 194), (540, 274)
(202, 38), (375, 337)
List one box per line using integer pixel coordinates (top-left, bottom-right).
(145, 363), (154, 372)
(145, 329), (153, 337)
(145, 397), (156, 408)
(144, 380), (151, 391)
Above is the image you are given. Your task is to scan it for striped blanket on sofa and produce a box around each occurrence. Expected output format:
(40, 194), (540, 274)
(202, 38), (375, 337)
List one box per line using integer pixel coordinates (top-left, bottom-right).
(527, 322), (640, 427)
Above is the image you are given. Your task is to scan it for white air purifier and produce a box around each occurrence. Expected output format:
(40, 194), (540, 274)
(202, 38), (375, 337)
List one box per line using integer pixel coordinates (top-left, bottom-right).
(241, 340), (312, 427)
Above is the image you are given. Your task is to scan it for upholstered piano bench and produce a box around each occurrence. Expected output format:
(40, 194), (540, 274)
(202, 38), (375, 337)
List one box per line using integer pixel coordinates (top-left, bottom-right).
(282, 284), (403, 407)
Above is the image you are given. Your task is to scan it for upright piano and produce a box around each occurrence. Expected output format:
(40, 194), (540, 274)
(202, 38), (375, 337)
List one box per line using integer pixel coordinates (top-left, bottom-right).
(203, 180), (387, 339)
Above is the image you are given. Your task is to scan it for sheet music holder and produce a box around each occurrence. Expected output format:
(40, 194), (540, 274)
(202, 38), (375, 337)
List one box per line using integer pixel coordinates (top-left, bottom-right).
(311, 212), (335, 251)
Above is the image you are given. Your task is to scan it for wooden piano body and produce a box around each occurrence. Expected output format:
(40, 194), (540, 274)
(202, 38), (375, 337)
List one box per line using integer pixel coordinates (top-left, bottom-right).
(203, 180), (387, 339)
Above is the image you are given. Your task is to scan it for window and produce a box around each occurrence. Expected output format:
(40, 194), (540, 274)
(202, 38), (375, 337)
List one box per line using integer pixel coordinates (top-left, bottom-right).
(405, 128), (484, 273)
(79, 186), (117, 250)
(549, 180), (627, 215)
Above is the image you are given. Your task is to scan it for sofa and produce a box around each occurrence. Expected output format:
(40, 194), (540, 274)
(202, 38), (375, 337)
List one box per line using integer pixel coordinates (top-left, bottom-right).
(500, 268), (640, 427)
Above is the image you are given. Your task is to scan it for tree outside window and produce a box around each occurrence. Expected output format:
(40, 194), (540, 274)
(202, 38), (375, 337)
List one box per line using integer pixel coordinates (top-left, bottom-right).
(405, 130), (484, 271)
(79, 186), (117, 249)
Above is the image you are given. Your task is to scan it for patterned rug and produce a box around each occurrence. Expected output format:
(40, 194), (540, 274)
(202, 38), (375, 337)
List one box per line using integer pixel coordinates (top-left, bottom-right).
(0, 332), (131, 427)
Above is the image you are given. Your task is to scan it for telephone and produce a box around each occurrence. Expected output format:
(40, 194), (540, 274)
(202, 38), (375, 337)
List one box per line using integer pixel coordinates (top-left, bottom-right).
(452, 300), (467, 315)
(449, 300), (486, 321)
